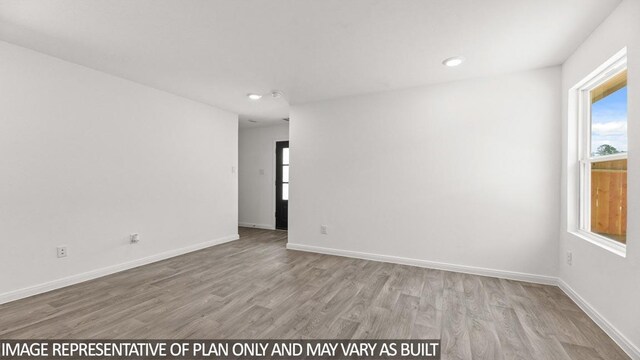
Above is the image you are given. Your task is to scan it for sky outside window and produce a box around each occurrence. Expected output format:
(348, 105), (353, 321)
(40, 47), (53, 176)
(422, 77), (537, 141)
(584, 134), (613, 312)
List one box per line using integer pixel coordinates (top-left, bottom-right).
(591, 86), (627, 155)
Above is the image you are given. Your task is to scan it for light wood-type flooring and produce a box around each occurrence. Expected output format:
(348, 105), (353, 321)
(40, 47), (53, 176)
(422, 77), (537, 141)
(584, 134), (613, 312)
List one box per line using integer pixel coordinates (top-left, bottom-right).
(0, 227), (629, 359)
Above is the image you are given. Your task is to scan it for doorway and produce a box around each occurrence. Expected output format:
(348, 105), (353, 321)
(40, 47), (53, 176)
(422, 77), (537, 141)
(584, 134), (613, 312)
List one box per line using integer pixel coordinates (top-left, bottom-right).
(275, 141), (289, 230)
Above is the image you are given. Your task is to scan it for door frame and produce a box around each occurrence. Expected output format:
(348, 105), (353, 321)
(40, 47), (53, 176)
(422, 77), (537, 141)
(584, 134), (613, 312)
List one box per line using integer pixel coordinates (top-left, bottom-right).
(272, 139), (289, 229)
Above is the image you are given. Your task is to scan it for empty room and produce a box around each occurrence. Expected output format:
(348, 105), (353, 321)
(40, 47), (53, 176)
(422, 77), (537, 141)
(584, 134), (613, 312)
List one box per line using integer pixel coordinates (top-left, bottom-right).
(0, 0), (638, 359)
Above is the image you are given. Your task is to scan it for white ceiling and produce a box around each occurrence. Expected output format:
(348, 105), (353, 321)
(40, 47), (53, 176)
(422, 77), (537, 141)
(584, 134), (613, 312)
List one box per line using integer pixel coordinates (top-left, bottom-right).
(0, 0), (621, 127)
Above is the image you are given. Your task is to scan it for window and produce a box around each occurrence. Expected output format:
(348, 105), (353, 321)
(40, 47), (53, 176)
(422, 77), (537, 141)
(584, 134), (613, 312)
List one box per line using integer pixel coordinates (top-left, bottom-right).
(575, 49), (627, 255)
(282, 148), (289, 200)
(275, 141), (289, 230)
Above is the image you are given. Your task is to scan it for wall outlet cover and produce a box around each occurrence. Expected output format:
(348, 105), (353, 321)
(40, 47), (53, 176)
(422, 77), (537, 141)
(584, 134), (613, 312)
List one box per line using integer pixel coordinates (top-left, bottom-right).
(56, 246), (67, 258)
(130, 233), (140, 244)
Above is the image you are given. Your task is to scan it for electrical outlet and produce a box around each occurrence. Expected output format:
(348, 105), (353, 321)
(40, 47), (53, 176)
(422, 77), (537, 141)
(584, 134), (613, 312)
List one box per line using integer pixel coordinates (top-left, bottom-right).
(130, 233), (140, 244)
(57, 246), (67, 258)
(320, 225), (328, 235)
(566, 251), (573, 266)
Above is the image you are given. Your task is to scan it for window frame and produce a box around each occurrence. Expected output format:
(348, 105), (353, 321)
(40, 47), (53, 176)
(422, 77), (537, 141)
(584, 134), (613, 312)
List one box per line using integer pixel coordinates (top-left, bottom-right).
(573, 49), (627, 257)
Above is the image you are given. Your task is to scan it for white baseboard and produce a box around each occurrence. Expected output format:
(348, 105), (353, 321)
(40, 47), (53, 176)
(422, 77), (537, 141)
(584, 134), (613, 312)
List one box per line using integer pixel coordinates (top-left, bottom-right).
(286, 243), (557, 285)
(558, 279), (639, 359)
(0, 234), (240, 305)
(239, 222), (276, 230)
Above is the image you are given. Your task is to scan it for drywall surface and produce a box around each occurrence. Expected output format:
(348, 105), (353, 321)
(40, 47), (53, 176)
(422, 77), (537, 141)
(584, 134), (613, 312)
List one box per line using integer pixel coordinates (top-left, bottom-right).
(0, 41), (238, 298)
(289, 67), (561, 278)
(560, 0), (640, 354)
(238, 124), (289, 229)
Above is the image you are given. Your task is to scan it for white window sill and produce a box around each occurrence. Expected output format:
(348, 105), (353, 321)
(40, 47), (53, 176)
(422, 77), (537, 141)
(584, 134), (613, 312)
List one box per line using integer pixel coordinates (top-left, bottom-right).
(569, 230), (627, 258)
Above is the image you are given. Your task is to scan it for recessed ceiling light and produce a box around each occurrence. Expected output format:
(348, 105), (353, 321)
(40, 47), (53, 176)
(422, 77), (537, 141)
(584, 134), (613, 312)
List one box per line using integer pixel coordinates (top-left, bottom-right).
(247, 93), (262, 100)
(442, 56), (465, 67)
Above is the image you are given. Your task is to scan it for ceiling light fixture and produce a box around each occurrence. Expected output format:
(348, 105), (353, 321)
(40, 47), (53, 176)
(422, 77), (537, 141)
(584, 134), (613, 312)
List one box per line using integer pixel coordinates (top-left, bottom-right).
(247, 90), (286, 101)
(442, 56), (465, 67)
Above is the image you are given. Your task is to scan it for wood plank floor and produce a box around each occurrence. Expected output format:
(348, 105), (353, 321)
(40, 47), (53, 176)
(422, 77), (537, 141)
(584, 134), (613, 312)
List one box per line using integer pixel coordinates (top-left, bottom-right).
(0, 227), (629, 359)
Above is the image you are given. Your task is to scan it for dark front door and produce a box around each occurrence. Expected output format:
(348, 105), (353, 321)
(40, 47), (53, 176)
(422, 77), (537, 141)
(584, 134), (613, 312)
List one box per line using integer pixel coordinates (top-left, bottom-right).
(275, 141), (289, 230)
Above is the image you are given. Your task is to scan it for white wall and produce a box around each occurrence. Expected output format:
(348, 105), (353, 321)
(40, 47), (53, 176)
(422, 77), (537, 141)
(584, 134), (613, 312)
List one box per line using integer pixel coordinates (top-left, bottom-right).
(289, 67), (561, 280)
(0, 41), (238, 301)
(560, 0), (640, 355)
(238, 124), (289, 229)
